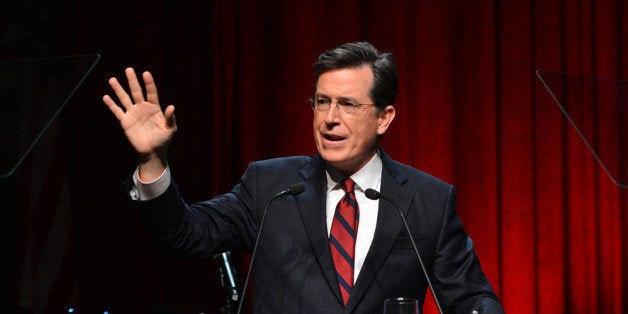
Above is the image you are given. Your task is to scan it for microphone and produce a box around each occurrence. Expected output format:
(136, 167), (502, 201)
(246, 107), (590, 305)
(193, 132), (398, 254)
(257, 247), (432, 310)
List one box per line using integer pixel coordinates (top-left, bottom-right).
(214, 251), (239, 305)
(236, 182), (305, 314)
(365, 188), (444, 314)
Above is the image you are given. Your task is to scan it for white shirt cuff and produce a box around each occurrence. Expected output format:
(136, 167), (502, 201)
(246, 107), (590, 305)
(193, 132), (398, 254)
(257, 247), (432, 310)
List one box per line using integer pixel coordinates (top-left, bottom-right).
(131, 166), (171, 201)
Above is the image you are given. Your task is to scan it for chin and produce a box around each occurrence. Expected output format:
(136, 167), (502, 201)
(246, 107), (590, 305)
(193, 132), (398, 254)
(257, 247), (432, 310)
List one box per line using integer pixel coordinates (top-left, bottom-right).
(319, 148), (347, 162)
(320, 154), (344, 165)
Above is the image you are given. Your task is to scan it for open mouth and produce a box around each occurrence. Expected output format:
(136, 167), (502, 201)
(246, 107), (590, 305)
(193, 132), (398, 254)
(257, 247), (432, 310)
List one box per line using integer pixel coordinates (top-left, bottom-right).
(323, 133), (346, 141)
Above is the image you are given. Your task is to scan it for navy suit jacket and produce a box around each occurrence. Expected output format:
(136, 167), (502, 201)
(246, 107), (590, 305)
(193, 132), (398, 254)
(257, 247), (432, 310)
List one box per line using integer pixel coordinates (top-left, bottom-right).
(132, 148), (503, 313)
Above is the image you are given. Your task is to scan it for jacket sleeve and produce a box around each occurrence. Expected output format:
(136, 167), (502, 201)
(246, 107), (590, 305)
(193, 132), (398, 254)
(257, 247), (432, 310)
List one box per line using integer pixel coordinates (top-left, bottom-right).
(431, 186), (504, 314)
(125, 162), (263, 258)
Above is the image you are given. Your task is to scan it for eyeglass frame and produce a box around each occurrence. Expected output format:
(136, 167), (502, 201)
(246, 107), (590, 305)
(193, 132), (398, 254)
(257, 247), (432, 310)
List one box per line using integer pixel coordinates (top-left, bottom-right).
(309, 96), (378, 115)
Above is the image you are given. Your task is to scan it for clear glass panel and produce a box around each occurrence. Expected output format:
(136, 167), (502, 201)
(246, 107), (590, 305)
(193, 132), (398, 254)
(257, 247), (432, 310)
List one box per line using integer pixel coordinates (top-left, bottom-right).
(537, 70), (628, 188)
(0, 54), (100, 178)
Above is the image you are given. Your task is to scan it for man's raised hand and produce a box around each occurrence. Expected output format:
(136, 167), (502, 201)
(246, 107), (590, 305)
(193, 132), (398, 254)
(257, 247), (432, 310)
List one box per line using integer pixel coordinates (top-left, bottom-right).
(103, 67), (177, 179)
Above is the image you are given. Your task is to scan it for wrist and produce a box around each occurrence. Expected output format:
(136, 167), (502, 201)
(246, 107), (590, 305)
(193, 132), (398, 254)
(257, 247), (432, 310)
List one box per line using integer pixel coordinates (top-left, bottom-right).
(138, 152), (167, 182)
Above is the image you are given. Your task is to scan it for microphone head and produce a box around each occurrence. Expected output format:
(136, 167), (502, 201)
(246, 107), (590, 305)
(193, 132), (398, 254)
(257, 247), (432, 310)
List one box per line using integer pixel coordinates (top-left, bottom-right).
(287, 183), (305, 195)
(365, 188), (381, 200)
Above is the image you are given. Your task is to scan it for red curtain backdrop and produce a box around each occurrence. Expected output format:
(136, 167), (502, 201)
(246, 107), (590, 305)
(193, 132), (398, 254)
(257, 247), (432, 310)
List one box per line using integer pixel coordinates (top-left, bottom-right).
(3, 0), (627, 313)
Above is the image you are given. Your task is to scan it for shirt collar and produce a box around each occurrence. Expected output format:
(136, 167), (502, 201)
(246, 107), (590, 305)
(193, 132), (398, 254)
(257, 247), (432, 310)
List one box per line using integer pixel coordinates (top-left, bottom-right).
(325, 152), (383, 193)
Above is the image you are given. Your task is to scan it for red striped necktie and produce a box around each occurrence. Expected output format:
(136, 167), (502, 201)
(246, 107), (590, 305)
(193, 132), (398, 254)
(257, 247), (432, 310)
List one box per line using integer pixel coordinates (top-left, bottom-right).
(329, 178), (359, 306)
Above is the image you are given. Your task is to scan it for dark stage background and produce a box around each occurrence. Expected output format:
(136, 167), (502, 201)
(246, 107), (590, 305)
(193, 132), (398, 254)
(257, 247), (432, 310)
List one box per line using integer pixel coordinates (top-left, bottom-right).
(1, 0), (627, 313)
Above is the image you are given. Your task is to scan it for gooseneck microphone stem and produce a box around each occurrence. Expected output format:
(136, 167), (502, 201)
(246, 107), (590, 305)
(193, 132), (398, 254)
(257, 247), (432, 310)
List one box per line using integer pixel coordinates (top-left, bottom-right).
(365, 189), (444, 314)
(236, 183), (305, 314)
(214, 251), (239, 309)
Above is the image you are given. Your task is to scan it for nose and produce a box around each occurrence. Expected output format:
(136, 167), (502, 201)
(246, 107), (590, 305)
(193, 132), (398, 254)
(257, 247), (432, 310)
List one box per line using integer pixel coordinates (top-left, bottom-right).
(323, 102), (342, 124)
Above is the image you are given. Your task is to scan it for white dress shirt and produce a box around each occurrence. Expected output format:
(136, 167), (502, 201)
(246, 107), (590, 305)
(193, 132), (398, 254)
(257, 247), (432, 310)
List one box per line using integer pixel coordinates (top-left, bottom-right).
(324, 153), (381, 283)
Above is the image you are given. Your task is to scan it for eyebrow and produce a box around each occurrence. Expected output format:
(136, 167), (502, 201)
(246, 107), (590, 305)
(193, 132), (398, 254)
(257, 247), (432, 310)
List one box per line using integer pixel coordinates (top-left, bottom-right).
(315, 94), (359, 103)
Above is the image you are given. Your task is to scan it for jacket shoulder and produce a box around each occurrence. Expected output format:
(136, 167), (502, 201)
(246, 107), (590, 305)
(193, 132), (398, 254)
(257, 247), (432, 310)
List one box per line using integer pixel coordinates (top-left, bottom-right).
(385, 158), (453, 192)
(251, 155), (314, 171)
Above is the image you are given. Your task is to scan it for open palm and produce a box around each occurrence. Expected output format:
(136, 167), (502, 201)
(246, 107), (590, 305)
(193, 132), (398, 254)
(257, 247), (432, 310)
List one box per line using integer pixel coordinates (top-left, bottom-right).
(103, 68), (177, 157)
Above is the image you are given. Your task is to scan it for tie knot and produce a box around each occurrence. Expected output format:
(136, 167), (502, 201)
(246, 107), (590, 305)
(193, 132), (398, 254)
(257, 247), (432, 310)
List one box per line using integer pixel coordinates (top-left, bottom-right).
(340, 178), (355, 193)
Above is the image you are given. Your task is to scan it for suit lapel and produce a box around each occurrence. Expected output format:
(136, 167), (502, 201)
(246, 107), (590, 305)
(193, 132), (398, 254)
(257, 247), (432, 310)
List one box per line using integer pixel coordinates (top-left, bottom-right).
(346, 150), (413, 312)
(295, 155), (344, 304)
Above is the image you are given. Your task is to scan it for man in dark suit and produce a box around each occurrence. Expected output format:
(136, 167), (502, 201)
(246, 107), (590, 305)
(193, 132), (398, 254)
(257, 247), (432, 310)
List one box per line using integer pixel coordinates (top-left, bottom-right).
(103, 42), (504, 313)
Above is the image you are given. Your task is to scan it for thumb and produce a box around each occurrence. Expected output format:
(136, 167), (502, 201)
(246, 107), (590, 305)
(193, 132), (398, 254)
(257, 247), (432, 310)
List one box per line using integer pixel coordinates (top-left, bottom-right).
(164, 104), (177, 128)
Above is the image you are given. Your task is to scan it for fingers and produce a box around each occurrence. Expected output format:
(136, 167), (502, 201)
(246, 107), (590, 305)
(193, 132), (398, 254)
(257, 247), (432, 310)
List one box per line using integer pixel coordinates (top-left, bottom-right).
(125, 67), (146, 104)
(143, 71), (160, 105)
(107, 76), (134, 110)
(102, 95), (125, 122)
(103, 68), (165, 123)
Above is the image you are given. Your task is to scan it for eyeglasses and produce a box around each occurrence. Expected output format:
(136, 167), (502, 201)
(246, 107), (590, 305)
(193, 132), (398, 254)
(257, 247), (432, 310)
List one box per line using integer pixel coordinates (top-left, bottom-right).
(309, 97), (376, 115)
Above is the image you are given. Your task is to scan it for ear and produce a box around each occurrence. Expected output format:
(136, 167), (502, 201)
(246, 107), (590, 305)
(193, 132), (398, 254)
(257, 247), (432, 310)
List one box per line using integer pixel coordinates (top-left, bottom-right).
(376, 105), (396, 135)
